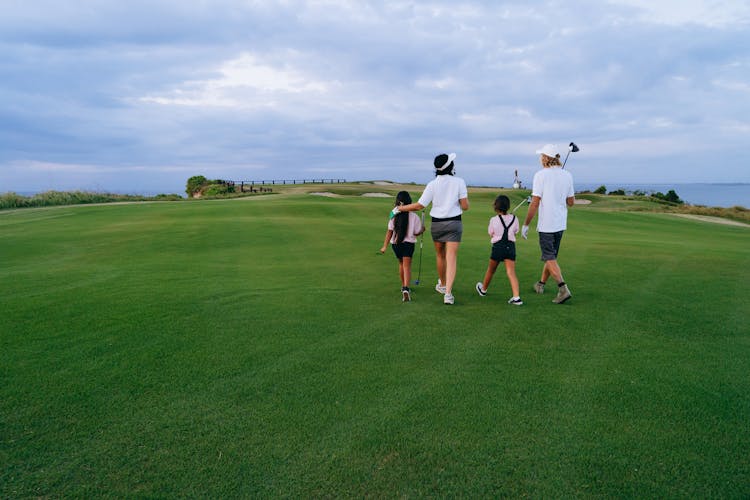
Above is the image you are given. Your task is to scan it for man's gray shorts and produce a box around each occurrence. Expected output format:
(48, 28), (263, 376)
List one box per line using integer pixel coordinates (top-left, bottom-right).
(539, 231), (564, 261)
(431, 220), (463, 243)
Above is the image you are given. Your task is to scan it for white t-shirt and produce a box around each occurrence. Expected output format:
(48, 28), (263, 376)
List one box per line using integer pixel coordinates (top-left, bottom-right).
(531, 167), (574, 232)
(417, 175), (468, 219)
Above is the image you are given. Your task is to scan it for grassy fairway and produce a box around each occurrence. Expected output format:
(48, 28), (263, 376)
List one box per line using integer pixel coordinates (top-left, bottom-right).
(1, 190), (749, 497)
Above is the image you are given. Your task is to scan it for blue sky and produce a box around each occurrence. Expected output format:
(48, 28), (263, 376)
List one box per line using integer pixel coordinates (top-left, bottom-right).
(1, 0), (749, 194)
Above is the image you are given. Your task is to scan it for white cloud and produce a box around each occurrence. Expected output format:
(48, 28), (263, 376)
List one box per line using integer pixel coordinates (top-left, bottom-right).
(139, 52), (333, 108)
(607, 0), (750, 27)
(415, 77), (460, 90)
(712, 79), (750, 93)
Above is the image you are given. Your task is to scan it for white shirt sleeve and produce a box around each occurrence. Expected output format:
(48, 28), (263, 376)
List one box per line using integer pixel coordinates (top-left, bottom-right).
(417, 180), (434, 208)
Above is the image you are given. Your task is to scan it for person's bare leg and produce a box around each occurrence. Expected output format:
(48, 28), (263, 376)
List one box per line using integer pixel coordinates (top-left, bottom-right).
(482, 259), (499, 291)
(540, 266), (551, 284)
(434, 241), (446, 288)
(544, 259), (563, 284)
(444, 241), (460, 294)
(402, 257), (412, 287)
(505, 260), (520, 297)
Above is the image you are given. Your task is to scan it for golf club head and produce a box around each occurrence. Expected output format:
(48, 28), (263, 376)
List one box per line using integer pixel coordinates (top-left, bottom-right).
(562, 142), (579, 168)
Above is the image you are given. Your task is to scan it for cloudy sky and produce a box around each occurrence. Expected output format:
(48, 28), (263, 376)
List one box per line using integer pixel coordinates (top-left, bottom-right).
(1, 0), (749, 194)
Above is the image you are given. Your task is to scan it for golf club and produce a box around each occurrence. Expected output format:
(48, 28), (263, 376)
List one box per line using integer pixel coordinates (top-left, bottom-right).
(562, 142), (579, 169)
(414, 210), (425, 285)
(511, 196), (532, 214)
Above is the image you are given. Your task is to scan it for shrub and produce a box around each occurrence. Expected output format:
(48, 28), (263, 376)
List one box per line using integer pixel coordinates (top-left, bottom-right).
(186, 176), (208, 197)
(0, 192), (25, 209)
(202, 184), (232, 197)
(608, 189), (626, 196)
(0, 191), (176, 210)
(594, 185), (607, 194)
(652, 189), (683, 204)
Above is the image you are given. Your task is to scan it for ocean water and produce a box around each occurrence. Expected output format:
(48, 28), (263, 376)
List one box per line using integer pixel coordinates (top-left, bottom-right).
(575, 183), (749, 208)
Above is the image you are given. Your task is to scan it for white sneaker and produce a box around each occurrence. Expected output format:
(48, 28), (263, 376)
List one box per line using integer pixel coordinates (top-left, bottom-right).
(553, 284), (572, 304)
(475, 282), (487, 297)
(507, 297), (523, 306)
(435, 282), (446, 294)
(443, 293), (454, 305)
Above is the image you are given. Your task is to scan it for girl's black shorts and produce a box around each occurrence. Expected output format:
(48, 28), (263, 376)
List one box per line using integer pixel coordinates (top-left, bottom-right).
(391, 242), (416, 260)
(491, 240), (516, 262)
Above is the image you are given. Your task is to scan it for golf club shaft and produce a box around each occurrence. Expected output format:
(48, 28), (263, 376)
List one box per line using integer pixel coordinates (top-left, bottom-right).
(512, 197), (529, 213)
(415, 210), (424, 284)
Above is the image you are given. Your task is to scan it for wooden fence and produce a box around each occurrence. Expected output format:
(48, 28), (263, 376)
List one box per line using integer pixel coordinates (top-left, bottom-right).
(233, 179), (346, 185)
(228, 179), (347, 193)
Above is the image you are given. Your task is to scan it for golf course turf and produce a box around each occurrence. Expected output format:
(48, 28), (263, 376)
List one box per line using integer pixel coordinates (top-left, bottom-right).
(2, 186), (749, 497)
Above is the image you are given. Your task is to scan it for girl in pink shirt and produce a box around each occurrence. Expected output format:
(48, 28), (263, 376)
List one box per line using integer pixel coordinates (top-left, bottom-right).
(476, 195), (523, 305)
(380, 191), (425, 302)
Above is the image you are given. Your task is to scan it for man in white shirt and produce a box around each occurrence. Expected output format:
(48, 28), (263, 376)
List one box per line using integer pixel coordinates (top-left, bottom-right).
(522, 144), (574, 304)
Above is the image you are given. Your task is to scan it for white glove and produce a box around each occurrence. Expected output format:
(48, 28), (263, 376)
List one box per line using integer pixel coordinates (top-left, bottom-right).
(521, 225), (529, 239)
(389, 207), (401, 219)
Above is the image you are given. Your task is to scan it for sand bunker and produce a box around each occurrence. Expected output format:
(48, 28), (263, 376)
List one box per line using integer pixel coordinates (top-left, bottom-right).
(309, 192), (340, 197)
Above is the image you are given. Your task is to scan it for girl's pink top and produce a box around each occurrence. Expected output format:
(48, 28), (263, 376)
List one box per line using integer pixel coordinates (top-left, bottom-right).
(387, 212), (424, 243)
(488, 214), (519, 243)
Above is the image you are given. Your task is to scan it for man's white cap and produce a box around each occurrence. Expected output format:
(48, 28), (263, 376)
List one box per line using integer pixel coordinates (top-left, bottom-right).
(436, 153), (457, 171)
(535, 144), (560, 158)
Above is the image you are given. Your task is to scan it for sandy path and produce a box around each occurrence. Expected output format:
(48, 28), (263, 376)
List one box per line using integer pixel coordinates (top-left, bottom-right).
(670, 214), (749, 227)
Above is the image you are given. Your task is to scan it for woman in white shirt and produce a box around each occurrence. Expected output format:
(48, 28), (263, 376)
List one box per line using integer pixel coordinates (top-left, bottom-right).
(395, 153), (469, 305)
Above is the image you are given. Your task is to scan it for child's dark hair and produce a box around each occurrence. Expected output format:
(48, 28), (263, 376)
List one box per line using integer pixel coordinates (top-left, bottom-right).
(494, 195), (510, 214)
(394, 191), (412, 244)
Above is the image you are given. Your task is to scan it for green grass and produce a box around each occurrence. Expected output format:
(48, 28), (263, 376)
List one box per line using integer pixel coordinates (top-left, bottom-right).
(1, 192), (749, 497)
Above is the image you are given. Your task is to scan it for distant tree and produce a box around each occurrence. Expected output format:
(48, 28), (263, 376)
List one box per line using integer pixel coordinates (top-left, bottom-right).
(594, 185), (607, 194)
(608, 189), (625, 196)
(186, 175), (207, 197)
(652, 190), (683, 204)
(664, 189), (683, 204)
